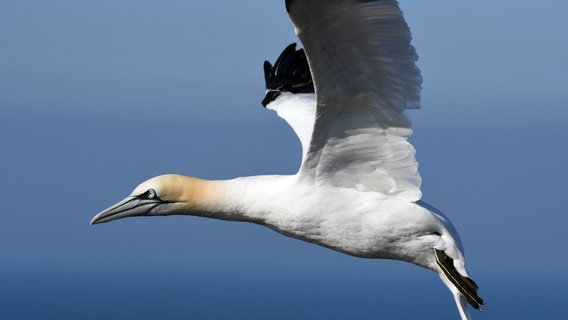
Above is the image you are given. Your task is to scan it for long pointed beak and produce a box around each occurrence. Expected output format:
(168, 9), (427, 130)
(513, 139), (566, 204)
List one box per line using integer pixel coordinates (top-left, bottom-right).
(90, 196), (161, 225)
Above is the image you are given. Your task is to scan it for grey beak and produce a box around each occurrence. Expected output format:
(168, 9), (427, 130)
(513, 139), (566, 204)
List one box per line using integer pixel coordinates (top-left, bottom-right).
(90, 196), (161, 225)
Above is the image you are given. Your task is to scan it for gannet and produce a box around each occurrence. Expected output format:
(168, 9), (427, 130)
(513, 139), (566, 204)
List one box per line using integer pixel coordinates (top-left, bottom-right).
(91, 0), (484, 319)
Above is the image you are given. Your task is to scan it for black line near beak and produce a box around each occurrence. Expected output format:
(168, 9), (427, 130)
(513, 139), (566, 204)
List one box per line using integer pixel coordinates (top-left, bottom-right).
(90, 196), (162, 225)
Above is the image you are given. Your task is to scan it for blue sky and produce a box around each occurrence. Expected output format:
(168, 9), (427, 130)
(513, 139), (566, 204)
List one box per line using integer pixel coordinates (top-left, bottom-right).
(1, 1), (567, 319)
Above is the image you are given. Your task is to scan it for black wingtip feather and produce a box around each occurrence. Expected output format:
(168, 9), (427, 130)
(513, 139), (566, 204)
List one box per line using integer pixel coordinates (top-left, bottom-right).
(434, 249), (485, 310)
(261, 42), (314, 107)
(285, 0), (293, 13)
(263, 61), (273, 83)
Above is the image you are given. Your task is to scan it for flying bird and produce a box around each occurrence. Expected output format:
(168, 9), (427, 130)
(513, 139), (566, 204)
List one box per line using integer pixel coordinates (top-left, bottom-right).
(91, 0), (484, 319)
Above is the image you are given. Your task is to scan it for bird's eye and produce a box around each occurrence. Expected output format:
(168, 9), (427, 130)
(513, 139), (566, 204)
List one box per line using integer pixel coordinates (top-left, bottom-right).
(145, 189), (157, 199)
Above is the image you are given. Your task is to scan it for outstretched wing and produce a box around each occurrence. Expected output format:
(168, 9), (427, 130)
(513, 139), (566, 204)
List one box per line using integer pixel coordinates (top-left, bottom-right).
(287, 0), (423, 201)
(262, 43), (316, 164)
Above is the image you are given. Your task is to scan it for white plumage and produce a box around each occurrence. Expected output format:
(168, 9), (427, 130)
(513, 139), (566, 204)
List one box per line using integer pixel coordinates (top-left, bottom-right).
(91, 1), (484, 319)
(265, 92), (316, 163)
(290, 0), (422, 201)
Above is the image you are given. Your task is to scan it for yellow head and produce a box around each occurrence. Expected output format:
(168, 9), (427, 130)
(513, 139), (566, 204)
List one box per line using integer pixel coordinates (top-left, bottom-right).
(90, 174), (220, 224)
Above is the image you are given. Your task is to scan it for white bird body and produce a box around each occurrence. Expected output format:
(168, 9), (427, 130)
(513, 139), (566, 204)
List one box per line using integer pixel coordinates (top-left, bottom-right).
(130, 174), (453, 267)
(91, 0), (484, 319)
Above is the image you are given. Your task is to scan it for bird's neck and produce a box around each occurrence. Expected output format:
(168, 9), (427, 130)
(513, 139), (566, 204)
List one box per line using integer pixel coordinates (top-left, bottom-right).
(175, 175), (290, 223)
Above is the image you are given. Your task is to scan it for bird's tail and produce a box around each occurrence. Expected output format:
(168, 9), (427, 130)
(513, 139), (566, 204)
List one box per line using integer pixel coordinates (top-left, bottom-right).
(435, 249), (484, 320)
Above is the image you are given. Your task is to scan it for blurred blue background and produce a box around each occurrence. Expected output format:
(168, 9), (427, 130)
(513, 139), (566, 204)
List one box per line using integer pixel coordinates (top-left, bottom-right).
(1, 1), (567, 319)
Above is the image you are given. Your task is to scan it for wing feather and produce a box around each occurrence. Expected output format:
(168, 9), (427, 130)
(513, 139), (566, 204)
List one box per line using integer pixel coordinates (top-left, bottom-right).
(263, 44), (316, 164)
(287, 0), (423, 200)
